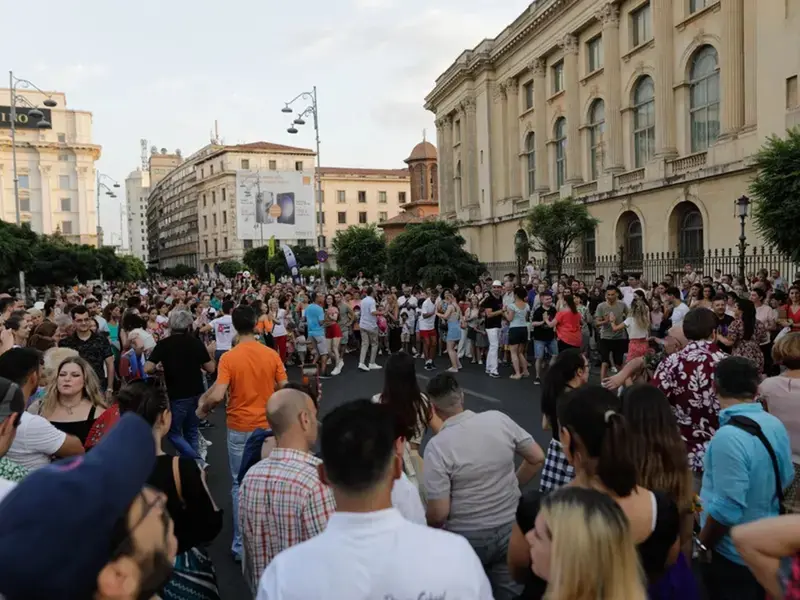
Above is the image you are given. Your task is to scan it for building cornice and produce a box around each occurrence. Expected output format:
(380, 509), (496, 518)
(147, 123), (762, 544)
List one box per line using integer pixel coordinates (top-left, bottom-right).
(0, 139), (102, 160)
(424, 0), (582, 112)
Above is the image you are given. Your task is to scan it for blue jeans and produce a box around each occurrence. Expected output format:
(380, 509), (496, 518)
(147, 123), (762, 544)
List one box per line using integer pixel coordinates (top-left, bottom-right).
(228, 428), (254, 558)
(167, 395), (201, 461)
(456, 522), (522, 600)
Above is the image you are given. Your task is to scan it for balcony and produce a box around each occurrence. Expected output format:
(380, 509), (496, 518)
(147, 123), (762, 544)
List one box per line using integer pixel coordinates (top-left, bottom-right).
(616, 168), (645, 187)
(573, 181), (598, 197)
(541, 190), (560, 203)
(667, 151), (707, 177)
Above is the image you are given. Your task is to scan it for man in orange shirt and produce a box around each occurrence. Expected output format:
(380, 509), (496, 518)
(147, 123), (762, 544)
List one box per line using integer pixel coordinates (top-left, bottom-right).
(197, 305), (288, 562)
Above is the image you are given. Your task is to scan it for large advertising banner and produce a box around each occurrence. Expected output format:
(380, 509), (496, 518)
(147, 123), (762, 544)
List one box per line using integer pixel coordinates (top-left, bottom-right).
(235, 170), (315, 241)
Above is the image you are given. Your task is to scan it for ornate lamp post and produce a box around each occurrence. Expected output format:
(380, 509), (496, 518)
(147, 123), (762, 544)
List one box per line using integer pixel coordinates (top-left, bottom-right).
(735, 194), (751, 282)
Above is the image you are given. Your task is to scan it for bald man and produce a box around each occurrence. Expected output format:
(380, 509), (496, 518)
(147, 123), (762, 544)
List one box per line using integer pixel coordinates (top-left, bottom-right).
(239, 388), (335, 593)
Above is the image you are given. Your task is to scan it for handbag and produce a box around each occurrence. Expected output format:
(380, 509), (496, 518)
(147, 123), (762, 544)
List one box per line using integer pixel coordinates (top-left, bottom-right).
(161, 457), (221, 600)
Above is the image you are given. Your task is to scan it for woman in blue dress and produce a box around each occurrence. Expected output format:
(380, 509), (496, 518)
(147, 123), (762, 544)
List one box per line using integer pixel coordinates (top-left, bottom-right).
(437, 289), (462, 373)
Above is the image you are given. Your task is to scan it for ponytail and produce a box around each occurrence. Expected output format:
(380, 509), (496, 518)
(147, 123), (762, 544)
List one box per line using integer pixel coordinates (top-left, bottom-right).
(597, 412), (638, 497)
(117, 380), (168, 427)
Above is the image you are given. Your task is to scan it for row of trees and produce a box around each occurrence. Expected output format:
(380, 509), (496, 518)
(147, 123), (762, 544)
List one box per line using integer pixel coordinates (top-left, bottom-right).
(0, 222), (147, 288)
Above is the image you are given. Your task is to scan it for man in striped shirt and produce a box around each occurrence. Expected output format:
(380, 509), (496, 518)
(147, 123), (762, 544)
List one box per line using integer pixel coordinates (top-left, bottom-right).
(239, 387), (334, 593)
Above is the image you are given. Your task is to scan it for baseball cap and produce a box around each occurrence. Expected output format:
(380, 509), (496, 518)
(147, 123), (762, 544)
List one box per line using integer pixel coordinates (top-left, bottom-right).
(0, 413), (156, 600)
(492, 280), (502, 287)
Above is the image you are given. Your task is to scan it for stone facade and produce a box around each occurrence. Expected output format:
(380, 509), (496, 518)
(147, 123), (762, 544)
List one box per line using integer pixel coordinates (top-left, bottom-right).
(425, 0), (800, 263)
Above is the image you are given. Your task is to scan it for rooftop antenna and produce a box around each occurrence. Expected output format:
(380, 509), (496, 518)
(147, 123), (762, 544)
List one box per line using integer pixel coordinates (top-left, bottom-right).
(422, 128), (426, 142)
(140, 139), (148, 170)
(210, 120), (221, 145)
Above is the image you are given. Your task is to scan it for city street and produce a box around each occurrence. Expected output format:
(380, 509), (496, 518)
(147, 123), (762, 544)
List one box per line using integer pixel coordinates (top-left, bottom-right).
(202, 352), (550, 598)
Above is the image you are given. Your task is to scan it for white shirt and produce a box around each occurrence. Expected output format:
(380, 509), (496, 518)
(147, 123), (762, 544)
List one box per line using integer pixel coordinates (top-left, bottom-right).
(210, 314), (235, 351)
(671, 302), (690, 326)
(359, 295), (378, 331)
(620, 286), (645, 307)
(391, 474), (426, 525)
(0, 478), (16, 503)
(419, 298), (436, 331)
(6, 412), (67, 470)
(256, 508), (491, 600)
(272, 309), (287, 337)
(93, 314), (110, 335)
(624, 316), (649, 340)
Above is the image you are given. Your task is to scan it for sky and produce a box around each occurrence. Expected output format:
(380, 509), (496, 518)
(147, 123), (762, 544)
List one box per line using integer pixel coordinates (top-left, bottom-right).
(1, 0), (532, 245)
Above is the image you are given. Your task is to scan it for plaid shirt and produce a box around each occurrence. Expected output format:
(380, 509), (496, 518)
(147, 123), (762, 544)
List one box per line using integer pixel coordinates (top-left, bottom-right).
(239, 447), (335, 593)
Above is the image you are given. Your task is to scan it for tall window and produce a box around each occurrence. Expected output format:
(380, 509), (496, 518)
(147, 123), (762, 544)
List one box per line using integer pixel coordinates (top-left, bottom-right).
(583, 229), (597, 264)
(399, 191), (407, 204)
(416, 165), (427, 199)
(59, 175), (69, 190)
(379, 211), (388, 222)
(60, 197), (71, 212)
(358, 191), (367, 203)
(241, 159), (250, 169)
(552, 61), (564, 94)
(587, 36), (603, 73)
(554, 118), (567, 187)
(625, 218), (643, 258)
(523, 81), (534, 110)
(337, 190), (346, 203)
(454, 161), (462, 207)
(588, 99), (606, 180)
(526, 133), (536, 195)
(679, 210), (704, 258)
(378, 191), (387, 203)
(358, 212), (368, 224)
(337, 212), (347, 224)
(18, 175), (29, 189)
(690, 46), (720, 152)
(268, 160), (277, 170)
(295, 161), (303, 171)
(633, 76), (656, 167)
(61, 221), (73, 235)
(690, 0), (709, 13)
(454, 120), (461, 143)
(631, 2), (652, 47)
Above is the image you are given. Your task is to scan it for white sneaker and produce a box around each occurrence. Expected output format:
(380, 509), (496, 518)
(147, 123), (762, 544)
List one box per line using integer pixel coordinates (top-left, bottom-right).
(358, 363), (370, 372)
(337, 360), (344, 369)
(369, 363), (382, 370)
(331, 364), (342, 376)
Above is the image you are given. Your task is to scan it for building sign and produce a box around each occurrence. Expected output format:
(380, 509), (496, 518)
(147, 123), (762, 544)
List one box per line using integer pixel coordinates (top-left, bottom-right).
(0, 106), (52, 129)
(235, 170), (315, 241)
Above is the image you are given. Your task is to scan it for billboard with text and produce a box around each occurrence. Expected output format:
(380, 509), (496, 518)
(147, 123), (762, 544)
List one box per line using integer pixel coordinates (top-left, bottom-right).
(235, 170), (315, 241)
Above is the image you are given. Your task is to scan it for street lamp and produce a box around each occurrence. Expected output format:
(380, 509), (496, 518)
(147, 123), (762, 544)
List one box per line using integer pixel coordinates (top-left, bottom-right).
(735, 195), (751, 281)
(97, 173), (121, 249)
(281, 86), (325, 288)
(9, 71), (58, 298)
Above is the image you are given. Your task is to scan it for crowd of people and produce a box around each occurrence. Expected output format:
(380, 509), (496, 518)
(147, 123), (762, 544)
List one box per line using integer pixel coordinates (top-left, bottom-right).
(0, 260), (797, 599)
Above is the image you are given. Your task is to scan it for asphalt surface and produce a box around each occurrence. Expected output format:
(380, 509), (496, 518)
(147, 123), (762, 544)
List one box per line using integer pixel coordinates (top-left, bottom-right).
(202, 352), (550, 598)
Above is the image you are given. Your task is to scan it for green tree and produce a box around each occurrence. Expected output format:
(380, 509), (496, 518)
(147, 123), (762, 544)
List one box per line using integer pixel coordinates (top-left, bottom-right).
(0, 222), (38, 289)
(291, 245), (318, 268)
(331, 225), (387, 279)
(120, 255), (148, 281)
(29, 237), (100, 286)
(243, 247), (270, 281)
(524, 197), (599, 276)
(386, 220), (483, 288)
(217, 260), (245, 279)
(750, 128), (800, 262)
(97, 247), (126, 281)
(162, 264), (195, 279)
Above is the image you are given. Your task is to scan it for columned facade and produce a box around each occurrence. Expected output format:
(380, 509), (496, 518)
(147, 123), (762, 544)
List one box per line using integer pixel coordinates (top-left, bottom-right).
(506, 79), (521, 200)
(532, 60), (549, 192)
(653, 0), (677, 157)
(599, 3), (623, 172)
(721, 0), (745, 135)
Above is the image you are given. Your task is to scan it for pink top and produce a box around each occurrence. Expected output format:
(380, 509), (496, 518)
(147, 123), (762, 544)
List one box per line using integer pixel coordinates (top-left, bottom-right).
(760, 375), (800, 462)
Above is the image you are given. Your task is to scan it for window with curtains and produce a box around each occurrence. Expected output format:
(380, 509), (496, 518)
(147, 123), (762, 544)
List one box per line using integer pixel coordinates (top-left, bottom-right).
(689, 45), (720, 152)
(554, 118), (567, 187)
(588, 100), (606, 180)
(526, 133), (536, 195)
(633, 76), (655, 167)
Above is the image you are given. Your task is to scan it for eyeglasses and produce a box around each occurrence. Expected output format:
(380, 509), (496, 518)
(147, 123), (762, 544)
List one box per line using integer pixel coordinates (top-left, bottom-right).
(110, 486), (169, 559)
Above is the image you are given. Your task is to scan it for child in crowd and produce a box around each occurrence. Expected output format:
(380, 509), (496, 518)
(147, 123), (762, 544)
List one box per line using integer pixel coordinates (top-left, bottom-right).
(400, 312), (412, 354)
(295, 326), (308, 366)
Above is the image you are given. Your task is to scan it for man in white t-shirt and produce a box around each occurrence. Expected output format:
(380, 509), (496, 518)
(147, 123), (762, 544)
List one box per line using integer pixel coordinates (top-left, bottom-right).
(84, 297), (109, 335)
(0, 350), (85, 470)
(620, 274), (646, 308)
(257, 400), (491, 600)
(419, 290), (437, 371)
(358, 287), (382, 372)
(210, 300), (235, 362)
(666, 286), (690, 326)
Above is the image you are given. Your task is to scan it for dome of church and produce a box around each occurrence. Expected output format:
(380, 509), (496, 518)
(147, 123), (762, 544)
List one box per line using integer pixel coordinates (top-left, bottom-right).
(406, 140), (438, 162)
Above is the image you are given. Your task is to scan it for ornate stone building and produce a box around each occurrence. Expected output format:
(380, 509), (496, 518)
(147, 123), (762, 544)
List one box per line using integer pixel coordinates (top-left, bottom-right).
(378, 139), (440, 242)
(426, 0), (800, 263)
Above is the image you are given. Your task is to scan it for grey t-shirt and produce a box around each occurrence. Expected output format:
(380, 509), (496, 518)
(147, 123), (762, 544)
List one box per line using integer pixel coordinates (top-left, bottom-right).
(423, 410), (534, 532)
(595, 301), (629, 340)
(337, 302), (353, 329)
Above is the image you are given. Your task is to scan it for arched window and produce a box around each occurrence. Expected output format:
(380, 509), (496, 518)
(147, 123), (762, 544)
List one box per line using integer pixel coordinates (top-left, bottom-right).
(690, 46), (720, 152)
(416, 164), (427, 200)
(526, 133), (536, 196)
(679, 210), (704, 259)
(454, 160), (462, 208)
(430, 164), (439, 202)
(633, 76), (655, 167)
(588, 100), (605, 180)
(583, 228), (596, 264)
(554, 117), (567, 187)
(625, 218), (643, 258)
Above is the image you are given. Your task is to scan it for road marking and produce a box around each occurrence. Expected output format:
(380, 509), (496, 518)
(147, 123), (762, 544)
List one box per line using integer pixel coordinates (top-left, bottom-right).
(416, 373), (503, 405)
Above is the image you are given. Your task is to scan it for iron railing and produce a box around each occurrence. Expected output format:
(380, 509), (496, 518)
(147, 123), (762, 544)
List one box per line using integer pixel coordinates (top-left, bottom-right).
(485, 247), (800, 284)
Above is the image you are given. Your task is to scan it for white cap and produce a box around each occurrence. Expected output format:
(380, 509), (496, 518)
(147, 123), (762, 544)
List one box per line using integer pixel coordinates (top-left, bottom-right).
(492, 280), (502, 287)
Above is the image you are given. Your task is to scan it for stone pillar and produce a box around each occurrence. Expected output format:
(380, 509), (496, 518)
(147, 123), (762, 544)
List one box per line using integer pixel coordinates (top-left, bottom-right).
(505, 79), (521, 199)
(435, 118), (449, 211)
(720, 0), (744, 135)
(39, 165), (53, 234)
(743, 0), (756, 128)
(597, 3), (623, 171)
(531, 59), (549, 192)
(560, 34), (582, 182)
(78, 166), (91, 240)
(652, 0), (677, 157)
(445, 116), (454, 211)
(456, 104), (469, 208)
(493, 82), (509, 202)
(463, 96), (478, 206)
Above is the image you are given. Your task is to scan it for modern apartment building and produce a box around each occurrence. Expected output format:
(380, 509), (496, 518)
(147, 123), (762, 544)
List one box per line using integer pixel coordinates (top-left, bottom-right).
(0, 88), (102, 245)
(425, 0), (800, 263)
(125, 168), (150, 262)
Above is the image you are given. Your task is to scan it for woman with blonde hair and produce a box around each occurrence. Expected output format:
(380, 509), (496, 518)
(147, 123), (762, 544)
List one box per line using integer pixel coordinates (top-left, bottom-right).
(527, 486), (647, 600)
(28, 347), (80, 408)
(28, 356), (106, 447)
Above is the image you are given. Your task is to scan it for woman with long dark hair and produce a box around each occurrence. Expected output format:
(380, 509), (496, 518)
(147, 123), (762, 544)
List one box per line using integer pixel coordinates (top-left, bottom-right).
(551, 293), (582, 353)
(719, 297), (767, 373)
(622, 385), (698, 599)
(372, 352), (442, 490)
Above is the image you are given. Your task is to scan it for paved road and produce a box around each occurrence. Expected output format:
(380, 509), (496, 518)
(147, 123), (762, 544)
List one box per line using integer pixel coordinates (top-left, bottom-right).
(202, 353), (549, 598)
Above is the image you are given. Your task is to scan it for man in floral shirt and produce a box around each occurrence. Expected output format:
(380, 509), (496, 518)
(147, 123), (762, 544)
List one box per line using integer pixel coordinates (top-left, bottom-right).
(654, 307), (726, 489)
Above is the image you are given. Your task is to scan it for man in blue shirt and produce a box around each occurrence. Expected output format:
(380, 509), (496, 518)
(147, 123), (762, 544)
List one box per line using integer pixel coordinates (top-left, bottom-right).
(304, 292), (329, 378)
(699, 356), (793, 600)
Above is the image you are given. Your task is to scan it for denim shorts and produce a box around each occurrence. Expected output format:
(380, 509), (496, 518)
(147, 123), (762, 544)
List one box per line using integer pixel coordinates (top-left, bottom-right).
(534, 339), (559, 359)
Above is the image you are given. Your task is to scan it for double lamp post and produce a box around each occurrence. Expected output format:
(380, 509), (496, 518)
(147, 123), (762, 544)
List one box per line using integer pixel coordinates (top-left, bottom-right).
(281, 87), (325, 288)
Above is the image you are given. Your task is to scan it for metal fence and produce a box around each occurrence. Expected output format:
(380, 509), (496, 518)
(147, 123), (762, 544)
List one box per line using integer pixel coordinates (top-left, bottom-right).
(485, 247), (800, 284)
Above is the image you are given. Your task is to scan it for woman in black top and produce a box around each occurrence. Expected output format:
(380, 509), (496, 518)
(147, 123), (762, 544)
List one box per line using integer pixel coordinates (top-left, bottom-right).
(118, 381), (223, 600)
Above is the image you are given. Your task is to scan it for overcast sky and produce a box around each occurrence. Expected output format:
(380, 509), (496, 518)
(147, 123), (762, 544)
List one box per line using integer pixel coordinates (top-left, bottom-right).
(2, 0), (531, 243)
